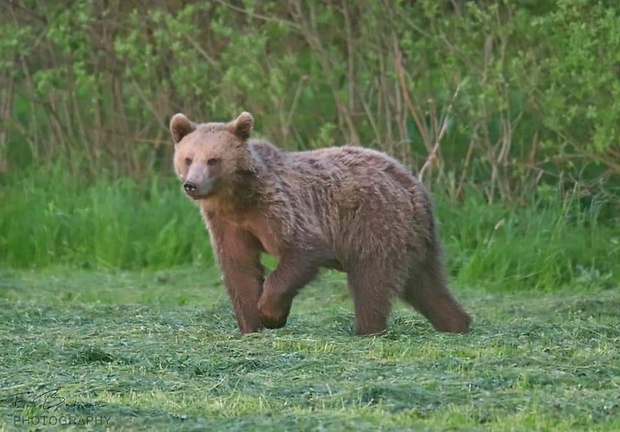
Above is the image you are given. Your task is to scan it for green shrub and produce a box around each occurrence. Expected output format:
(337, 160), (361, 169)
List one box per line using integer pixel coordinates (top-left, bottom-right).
(1, 1), (619, 199)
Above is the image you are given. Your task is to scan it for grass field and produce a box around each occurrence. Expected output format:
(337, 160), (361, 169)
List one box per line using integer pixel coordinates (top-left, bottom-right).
(1, 266), (618, 431)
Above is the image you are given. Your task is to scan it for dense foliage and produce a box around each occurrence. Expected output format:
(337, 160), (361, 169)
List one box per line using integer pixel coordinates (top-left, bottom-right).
(1, 0), (619, 201)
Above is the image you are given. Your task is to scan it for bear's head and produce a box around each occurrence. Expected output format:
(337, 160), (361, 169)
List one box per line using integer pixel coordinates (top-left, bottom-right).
(169, 112), (255, 200)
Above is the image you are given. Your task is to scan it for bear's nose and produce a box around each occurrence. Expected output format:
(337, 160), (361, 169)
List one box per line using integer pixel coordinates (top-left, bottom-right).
(183, 181), (197, 194)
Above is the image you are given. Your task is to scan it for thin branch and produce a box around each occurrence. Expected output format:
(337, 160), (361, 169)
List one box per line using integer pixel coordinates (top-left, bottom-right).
(419, 117), (449, 182)
(393, 36), (432, 151)
(214, 0), (300, 31)
(419, 81), (464, 182)
(283, 75), (308, 140)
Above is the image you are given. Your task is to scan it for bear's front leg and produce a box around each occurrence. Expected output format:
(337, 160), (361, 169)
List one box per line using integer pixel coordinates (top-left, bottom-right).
(208, 221), (265, 334)
(221, 261), (264, 334)
(258, 255), (319, 329)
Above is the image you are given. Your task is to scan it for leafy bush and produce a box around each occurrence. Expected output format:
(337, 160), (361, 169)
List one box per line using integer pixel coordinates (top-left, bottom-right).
(1, 0), (619, 200)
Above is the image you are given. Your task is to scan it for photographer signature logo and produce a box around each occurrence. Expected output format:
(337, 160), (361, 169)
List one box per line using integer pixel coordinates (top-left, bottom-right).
(2, 387), (112, 426)
(3, 387), (66, 410)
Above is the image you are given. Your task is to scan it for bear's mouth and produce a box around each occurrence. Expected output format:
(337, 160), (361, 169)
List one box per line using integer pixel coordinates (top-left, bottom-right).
(182, 180), (216, 200)
(183, 187), (214, 200)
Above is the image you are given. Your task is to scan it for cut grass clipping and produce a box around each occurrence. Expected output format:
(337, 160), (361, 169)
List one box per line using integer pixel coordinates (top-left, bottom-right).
(1, 267), (619, 431)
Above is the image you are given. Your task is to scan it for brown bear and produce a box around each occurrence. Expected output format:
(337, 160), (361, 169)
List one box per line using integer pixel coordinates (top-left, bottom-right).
(169, 111), (472, 336)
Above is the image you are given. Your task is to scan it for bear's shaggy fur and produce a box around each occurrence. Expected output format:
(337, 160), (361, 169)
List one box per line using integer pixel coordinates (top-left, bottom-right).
(170, 112), (472, 335)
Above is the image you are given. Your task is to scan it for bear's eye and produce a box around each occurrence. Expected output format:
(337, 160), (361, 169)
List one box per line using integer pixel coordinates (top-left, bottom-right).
(207, 158), (220, 166)
(184, 158), (192, 166)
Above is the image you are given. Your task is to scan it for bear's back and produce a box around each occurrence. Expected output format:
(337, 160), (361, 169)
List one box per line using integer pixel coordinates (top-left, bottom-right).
(249, 140), (418, 190)
(246, 140), (430, 261)
(294, 145), (421, 197)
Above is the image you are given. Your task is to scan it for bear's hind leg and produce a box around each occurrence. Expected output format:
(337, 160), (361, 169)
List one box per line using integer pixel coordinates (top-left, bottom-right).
(402, 259), (471, 333)
(347, 262), (399, 336)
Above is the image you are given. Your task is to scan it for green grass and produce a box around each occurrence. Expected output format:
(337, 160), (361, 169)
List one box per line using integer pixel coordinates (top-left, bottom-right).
(1, 266), (619, 431)
(437, 187), (620, 292)
(1, 171), (618, 292)
(0, 169), (210, 269)
(1, 170), (618, 429)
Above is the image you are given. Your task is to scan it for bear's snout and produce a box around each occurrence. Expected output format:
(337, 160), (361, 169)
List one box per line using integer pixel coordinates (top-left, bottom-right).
(183, 181), (197, 196)
(182, 179), (216, 199)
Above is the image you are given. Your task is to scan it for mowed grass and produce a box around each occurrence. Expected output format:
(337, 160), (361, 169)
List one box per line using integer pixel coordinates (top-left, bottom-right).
(1, 266), (619, 431)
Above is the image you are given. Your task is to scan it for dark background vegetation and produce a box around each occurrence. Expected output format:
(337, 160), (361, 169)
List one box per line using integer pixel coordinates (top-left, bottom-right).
(0, 0), (619, 291)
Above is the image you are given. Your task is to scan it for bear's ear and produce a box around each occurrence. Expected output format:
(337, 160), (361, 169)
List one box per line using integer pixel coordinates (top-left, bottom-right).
(170, 113), (196, 144)
(228, 111), (254, 140)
